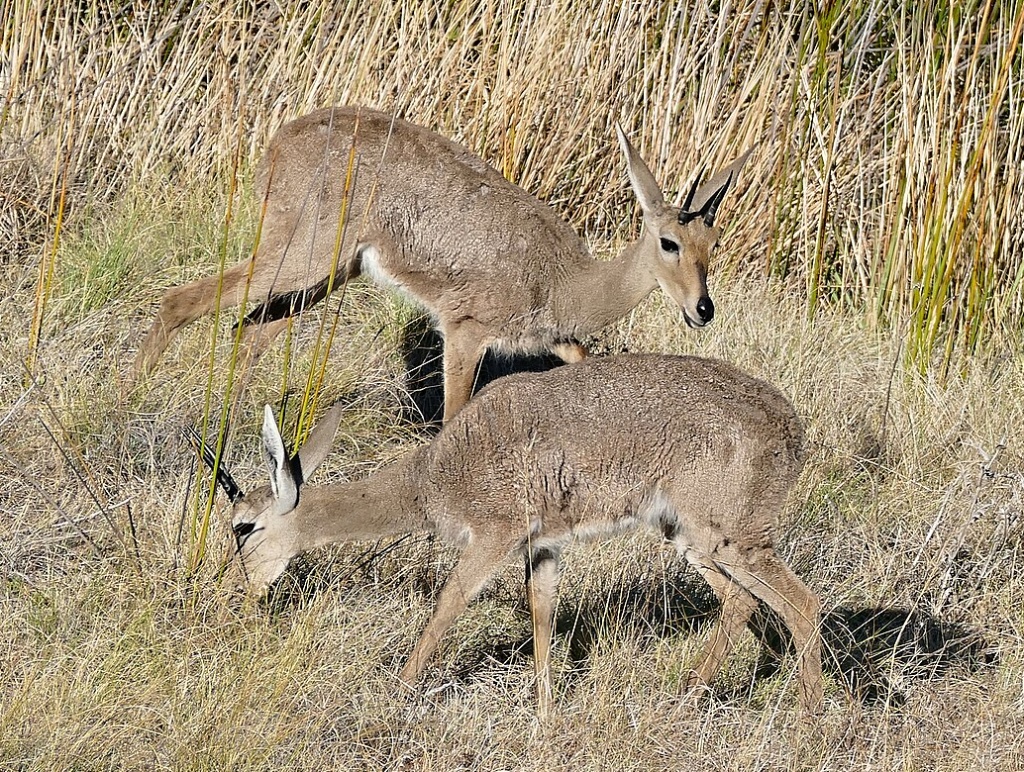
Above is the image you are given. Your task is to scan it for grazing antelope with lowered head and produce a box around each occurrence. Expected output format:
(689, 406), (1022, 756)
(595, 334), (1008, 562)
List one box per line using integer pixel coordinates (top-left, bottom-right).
(209, 354), (823, 715)
(137, 107), (750, 422)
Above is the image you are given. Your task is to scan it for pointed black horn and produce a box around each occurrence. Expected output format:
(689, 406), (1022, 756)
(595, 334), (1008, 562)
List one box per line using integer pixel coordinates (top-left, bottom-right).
(680, 163), (706, 215)
(701, 172), (733, 226)
(182, 426), (244, 503)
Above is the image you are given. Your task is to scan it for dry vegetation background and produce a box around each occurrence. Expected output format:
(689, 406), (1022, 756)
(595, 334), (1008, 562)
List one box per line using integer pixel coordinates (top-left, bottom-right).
(2, 0), (1024, 769)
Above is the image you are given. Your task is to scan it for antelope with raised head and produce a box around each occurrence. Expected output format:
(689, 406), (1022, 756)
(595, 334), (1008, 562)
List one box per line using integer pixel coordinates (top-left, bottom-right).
(208, 354), (823, 715)
(137, 107), (750, 422)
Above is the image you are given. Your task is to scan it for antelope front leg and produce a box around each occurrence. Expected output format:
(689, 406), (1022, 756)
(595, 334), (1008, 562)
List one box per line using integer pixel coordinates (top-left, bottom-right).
(240, 316), (291, 364)
(526, 547), (561, 718)
(440, 322), (489, 423)
(398, 537), (513, 687)
(134, 266), (248, 376)
(224, 317), (293, 409)
(551, 341), (588, 364)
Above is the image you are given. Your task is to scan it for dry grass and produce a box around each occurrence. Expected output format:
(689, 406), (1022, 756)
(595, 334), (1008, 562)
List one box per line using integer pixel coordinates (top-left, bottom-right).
(4, 0), (1024, 363)
(3, 255), (1022, 768)
(3, 1), (1024, 769)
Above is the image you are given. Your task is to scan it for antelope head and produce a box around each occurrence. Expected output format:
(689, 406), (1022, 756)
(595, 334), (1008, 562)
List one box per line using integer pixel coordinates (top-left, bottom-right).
(615, 125), (751, 329)
(195, 404), (344, 593)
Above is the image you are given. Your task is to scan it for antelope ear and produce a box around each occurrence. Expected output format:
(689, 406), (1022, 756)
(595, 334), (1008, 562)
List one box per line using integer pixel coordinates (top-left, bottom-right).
(295, 403), (345, 484)
(687, 148), (753, 215)
(615, 122), (665, 215)
(261, 405), (299, 516)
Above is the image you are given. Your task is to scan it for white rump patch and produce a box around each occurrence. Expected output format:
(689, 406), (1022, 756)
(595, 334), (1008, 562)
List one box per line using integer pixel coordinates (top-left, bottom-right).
(358, 244), (397, 288)
(358, 243), (432, 313)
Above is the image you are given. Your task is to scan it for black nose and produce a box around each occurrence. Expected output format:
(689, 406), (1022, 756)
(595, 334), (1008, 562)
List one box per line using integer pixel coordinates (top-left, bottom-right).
(233, 521), (256, 539)
(696, 296), (715, 323)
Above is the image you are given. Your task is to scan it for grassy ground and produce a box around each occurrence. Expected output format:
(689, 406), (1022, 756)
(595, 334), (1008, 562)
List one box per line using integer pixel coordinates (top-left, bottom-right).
(3, 1), (1024, 769)
(2, 211), (1022, 767)
(6, 1), (1024, 364)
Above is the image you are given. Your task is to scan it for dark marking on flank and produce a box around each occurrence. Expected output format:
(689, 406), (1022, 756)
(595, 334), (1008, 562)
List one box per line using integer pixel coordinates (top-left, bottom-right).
(241, 274), (336, 327)
(659, 511), (680, 541)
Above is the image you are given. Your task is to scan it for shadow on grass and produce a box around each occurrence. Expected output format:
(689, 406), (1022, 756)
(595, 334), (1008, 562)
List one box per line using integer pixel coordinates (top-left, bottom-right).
(447, 571), (997, 708)
(398, 316), (570, 429)
(266, 553), (995, 709)
(743, 603), (996, 707)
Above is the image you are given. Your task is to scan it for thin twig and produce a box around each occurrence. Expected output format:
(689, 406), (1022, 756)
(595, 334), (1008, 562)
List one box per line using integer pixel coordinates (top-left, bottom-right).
(1, 450), (104, 558)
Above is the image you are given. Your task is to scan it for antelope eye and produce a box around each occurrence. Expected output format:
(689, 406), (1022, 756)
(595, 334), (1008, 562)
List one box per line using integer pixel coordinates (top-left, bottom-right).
(233, 521), (256, 538)
(660, 237), (680, 254)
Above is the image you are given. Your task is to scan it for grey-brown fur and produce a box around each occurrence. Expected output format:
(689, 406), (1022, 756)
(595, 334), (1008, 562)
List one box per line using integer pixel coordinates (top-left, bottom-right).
(136, 107), (750, 421)
(225, 354), (823, 715)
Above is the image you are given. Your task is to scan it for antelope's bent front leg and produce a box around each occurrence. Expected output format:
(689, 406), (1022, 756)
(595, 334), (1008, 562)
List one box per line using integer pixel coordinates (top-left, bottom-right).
(398, 536), (514, 684)
(440, 321), (490, 423)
